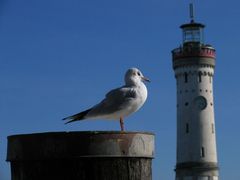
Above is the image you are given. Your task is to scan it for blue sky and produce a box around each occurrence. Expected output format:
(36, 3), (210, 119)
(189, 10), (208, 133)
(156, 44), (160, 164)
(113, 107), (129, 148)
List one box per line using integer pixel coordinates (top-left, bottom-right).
(0, 0), (240, 179)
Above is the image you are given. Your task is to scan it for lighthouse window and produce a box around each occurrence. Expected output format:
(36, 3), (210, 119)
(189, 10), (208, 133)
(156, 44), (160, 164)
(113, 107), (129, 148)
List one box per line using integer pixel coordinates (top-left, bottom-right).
(197, 177), (208, 180)
(201, 147), (205, 157)
(186, 123), (189, 133)
(184, 73), (188, 83)
(183, 176), (193, 180)
(198, 72), (202, 82)
(209, 76), (212, 83)
(212, 123), (215, 133)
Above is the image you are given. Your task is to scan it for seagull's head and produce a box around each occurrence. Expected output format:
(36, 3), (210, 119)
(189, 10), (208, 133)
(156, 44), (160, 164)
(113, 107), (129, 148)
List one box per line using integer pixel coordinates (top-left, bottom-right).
(124, 68), (150, 86)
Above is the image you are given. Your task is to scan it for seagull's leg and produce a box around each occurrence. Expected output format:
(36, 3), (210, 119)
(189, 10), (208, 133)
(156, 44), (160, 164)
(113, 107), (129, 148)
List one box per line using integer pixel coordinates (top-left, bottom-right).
(120, 117), (124, 131)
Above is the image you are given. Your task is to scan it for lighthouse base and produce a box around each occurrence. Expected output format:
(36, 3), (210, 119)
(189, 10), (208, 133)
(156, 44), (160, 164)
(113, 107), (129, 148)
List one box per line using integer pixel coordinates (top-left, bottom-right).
(175, 162), (219, 180)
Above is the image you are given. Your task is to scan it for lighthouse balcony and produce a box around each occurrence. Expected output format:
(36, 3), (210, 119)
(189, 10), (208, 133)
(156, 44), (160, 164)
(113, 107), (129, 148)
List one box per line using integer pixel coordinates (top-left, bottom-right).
(172, 44), (216, 60)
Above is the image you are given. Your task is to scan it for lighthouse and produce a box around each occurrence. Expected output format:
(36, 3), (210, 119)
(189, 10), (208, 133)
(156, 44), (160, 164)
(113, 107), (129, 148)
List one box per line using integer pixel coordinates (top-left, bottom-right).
(172, 4), (219, 180)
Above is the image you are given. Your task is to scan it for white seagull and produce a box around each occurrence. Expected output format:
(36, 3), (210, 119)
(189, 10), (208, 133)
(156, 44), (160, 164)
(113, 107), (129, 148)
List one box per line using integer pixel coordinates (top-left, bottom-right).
(63, 67), (150, 131)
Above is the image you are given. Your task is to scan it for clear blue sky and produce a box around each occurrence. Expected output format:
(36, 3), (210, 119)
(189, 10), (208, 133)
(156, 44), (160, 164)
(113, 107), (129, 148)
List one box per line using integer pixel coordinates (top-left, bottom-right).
(0, 0), (239, 179)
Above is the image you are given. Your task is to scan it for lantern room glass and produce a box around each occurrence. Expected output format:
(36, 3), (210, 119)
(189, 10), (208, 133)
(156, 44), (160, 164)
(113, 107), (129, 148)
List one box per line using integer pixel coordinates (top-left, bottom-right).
(182, 27), (204, 44)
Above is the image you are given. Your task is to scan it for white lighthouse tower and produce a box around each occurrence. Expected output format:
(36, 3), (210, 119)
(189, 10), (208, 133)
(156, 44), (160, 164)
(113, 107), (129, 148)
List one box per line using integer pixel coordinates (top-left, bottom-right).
(172, 4), (219, 180)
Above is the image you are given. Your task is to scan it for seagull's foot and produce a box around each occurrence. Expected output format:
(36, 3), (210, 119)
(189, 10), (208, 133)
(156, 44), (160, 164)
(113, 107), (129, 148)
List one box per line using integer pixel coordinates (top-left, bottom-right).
(120, 117), (124, 131)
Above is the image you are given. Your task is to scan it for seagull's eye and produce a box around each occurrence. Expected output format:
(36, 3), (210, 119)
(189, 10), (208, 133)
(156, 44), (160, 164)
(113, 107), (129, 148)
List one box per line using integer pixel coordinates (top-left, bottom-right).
(137, 72), (141, 76)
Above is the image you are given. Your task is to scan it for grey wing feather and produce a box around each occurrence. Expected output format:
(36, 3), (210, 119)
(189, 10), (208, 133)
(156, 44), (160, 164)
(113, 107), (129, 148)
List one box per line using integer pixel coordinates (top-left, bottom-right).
(86, 86), (136, 117)
(106, 86), (136, 99)
(63, 108), (92, 124)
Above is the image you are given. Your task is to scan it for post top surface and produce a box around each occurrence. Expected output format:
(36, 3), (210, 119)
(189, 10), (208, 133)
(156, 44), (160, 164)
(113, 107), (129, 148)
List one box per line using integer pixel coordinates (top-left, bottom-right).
(8, 131), (155, 139)
(7, 131), (155, 161)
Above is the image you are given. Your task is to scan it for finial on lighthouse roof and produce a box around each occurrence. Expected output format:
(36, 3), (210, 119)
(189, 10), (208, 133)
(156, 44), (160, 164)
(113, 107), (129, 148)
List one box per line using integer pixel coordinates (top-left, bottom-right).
(180, 2), (205, 29)
(189, 2), (194, 23)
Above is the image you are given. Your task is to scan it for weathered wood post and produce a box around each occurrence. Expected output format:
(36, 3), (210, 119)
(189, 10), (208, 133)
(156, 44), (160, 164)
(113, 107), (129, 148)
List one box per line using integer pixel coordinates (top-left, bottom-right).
(7, 131), (154, 180)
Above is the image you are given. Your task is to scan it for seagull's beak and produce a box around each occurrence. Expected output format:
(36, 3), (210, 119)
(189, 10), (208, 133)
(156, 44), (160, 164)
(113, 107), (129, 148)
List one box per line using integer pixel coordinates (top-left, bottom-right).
(141, 76), (150, 82)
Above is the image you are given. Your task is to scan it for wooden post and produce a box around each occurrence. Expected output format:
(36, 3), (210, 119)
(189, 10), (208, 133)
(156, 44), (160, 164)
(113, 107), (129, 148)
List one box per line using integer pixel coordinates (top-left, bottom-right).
(7, 131), (154, 180)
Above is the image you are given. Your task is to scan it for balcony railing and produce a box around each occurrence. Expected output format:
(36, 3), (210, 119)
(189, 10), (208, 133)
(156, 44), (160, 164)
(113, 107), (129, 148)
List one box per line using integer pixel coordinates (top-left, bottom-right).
(172, 45), (216, 59)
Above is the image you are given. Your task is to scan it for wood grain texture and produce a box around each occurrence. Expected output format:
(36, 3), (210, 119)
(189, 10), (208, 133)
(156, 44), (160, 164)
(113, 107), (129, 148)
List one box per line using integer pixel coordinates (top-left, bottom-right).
(11, 158), (152, 180)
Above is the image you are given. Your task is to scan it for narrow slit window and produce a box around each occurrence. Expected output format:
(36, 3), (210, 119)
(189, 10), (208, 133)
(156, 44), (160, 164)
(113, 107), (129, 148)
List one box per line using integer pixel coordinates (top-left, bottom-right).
(201, 147), (205, 157)
(186, 123), (189, 133)
(198, 72), (202, 83)
(184, 73), (188, 83)
(209, 76), (212, 83)
(212, 123), (215, 133)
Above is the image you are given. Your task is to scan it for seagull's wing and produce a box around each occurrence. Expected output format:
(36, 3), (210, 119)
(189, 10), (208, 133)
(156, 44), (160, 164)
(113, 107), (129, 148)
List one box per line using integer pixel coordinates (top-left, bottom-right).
(106, 86), (136, 100)
(63, 108), (92, 124)
(85, 86), (137, 118)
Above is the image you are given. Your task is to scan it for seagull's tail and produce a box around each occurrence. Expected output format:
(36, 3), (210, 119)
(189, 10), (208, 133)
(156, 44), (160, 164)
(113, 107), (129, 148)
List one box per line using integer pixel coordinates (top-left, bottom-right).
(63, 108), (92, 124)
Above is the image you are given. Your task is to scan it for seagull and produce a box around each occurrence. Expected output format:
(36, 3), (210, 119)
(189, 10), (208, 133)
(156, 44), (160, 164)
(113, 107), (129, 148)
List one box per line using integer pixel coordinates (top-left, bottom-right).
(63, 67), (150, 131)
